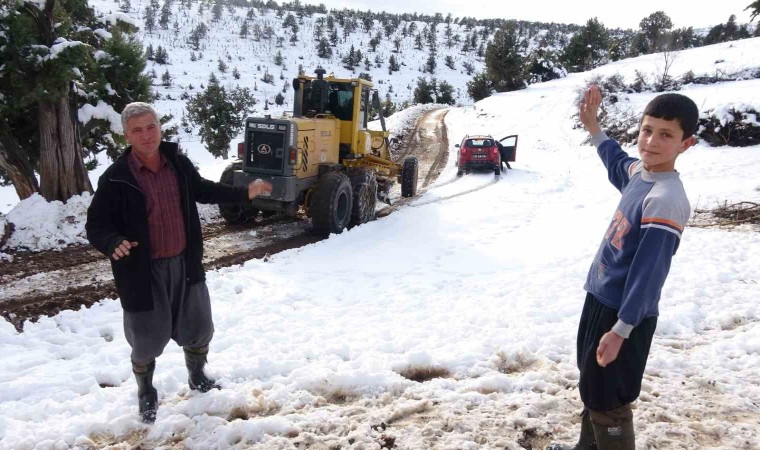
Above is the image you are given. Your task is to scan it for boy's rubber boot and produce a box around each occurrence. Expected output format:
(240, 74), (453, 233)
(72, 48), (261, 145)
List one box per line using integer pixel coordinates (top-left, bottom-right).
(589, 405), (635, 450)
(545, 409), (597, 450)
(184, 346), (221, 393)
(133, 360), (158, 424)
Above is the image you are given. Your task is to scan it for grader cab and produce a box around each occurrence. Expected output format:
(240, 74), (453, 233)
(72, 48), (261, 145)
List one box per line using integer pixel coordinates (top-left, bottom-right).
(219, 68), (418, 235)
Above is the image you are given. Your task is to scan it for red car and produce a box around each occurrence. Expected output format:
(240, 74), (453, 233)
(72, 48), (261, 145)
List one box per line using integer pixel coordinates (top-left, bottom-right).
(455, 134), (518, 176)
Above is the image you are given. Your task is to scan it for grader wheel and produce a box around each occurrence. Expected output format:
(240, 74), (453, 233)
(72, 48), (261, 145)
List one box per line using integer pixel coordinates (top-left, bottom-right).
(311, 172), (353, 236)
(401, 156), (419, 198)
(348, 168), (378, 227)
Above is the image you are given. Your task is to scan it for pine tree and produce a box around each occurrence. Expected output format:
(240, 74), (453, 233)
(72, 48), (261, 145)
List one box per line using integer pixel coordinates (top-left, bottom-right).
(145, 43), (155, 60)
(0, 3), (150, 201)
(485, 22), (525, 92)
(342, 45), (357, 68)
(144, 6), (156, 34)
(233, 67), (240, 79)
(747, 1), (760, 21)
(161, 70), (172, 87)
(274, 51), (283, 65)
(159, 1), (171, 30)
(154, 46), (169, 64)
(188, 23), (208, 50)
(445, 55), (455, 70)
(275, 92), (285, 105)
(218, 59), (228, 73)
(462, 61), (475, 75)
(467, 72), (492, 101)
(240, 21), (249, 38)
(425, 53), (436, 74)
(437, 80), (455, 105)
(560, 18), (609, 72)
(639, 11), (673, 52)
(414, 33), (423, 49)
(413, 77), (434, 104)
(186, 74), (257, 159)
(283, 13), (297, 30)
(382, 93), (396, 117)
(525, 49), (567, 84)
(261, 69), (274, 84)
(212, 0), (223, 22)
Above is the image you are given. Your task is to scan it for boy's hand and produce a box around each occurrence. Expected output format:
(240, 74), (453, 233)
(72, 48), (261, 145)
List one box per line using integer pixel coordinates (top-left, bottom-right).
(596, 330), (625, 367)
(579, 85), (603, 136)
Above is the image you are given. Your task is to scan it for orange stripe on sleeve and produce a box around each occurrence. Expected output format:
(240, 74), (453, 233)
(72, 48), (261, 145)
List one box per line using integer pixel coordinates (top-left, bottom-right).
(641, 217), (684, 231)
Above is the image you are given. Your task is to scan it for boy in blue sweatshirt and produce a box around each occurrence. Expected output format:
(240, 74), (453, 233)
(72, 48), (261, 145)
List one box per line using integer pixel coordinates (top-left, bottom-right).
(551, 86), (699, 450)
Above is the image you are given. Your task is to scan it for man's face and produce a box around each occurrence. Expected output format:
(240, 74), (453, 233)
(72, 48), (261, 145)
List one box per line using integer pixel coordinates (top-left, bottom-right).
(637, 115), (695, 172)
(124, 113), (161, 157)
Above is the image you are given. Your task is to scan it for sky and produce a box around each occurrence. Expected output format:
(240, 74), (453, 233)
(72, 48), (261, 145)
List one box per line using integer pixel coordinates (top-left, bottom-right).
(306, 0), (757, 30)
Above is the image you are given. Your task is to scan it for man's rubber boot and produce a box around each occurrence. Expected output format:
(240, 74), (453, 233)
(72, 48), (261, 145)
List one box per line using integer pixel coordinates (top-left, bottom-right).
(589, 405), (635, 450)
(133, 360), (158, 424)
(184, 346), (221, 393)
(545, 409), (597, 450)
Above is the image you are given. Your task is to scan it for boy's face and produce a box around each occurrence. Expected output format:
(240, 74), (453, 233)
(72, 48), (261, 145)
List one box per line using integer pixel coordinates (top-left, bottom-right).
(637, 115), (696, 172)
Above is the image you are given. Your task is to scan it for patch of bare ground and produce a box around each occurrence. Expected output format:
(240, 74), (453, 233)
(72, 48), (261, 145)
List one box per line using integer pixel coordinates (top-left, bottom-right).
(395, 366), (451, 383)
(1, 230), (321, 332)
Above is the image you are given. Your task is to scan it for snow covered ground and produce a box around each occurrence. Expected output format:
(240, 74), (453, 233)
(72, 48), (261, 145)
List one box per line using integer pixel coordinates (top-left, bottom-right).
(1, 39), (759, 449)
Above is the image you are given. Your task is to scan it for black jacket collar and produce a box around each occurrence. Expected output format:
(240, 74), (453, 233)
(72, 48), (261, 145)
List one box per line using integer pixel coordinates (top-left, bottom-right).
(107, 141), (180, 182)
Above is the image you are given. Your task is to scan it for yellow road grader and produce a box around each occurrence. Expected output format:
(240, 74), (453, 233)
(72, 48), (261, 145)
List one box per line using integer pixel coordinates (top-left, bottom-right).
(219, 68), (418, 235)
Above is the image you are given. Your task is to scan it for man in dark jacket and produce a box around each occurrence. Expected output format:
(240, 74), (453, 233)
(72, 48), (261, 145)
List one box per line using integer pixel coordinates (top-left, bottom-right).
(86, 102), (271, 424)
(496, 140), (512, 170)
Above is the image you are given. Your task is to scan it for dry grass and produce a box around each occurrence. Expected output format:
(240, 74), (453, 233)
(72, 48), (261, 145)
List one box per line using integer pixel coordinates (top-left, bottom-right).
(691, 201), (760, 229)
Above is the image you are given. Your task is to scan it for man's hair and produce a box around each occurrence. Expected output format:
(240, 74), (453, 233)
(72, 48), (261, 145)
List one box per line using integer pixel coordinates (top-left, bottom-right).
(121, 102), (159, 132)
(642, 93), (699, 139)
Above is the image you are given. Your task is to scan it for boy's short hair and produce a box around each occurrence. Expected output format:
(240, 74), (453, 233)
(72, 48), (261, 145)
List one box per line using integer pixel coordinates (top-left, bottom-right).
(642, 93), (699, 139)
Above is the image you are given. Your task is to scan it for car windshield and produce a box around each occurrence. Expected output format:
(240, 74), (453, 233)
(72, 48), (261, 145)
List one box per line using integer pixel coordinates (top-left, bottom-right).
(466, 139), (492, 147)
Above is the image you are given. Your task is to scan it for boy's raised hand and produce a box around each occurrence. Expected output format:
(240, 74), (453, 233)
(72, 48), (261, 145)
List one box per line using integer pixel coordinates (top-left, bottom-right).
(579, 85), (602, 135)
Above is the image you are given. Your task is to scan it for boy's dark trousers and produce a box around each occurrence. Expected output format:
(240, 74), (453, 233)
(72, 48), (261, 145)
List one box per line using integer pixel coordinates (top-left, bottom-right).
(577, 293), (657, 449)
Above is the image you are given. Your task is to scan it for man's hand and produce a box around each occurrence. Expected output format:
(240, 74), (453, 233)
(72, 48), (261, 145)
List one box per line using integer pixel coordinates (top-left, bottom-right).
(112, 240), (138, 261)
(248, 179), (273, 199)
(596, 330), (625, 367)
(579, 85), (603, 135)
